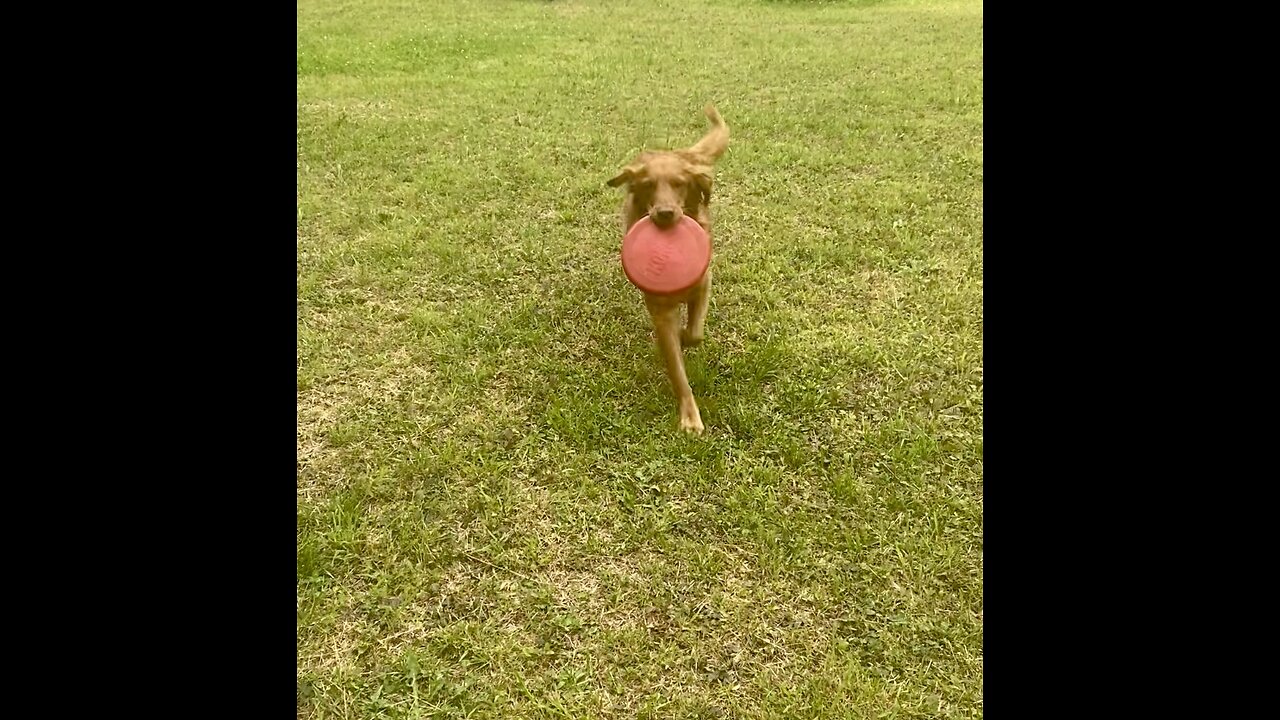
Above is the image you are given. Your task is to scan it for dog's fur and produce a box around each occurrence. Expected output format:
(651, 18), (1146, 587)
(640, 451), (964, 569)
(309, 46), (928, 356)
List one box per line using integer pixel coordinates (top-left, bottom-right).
(608, 104), (729, 434)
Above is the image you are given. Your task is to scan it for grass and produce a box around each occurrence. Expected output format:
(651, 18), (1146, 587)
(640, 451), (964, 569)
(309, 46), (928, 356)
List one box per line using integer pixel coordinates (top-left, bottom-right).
(297, 0), (983, 717)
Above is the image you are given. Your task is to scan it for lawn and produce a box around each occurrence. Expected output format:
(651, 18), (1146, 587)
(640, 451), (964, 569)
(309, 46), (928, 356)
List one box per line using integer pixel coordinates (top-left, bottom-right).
(297, 0), (983, 717)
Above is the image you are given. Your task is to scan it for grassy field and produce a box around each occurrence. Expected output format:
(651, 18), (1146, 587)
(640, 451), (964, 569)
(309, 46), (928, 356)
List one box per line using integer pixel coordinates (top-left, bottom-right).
(297, 0), (983, 717)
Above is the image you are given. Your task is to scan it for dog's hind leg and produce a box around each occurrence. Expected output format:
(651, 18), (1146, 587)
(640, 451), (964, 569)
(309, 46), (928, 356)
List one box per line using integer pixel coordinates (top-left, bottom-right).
(682, 269), (711, 348)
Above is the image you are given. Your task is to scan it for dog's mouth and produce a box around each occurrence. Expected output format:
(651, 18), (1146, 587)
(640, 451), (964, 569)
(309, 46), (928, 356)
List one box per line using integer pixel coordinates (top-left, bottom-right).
(649, 208), (681, 229)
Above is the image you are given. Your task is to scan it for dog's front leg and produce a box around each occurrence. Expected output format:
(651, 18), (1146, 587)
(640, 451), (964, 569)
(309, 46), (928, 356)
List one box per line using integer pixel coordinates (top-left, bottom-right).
(646, 299), (704, 435)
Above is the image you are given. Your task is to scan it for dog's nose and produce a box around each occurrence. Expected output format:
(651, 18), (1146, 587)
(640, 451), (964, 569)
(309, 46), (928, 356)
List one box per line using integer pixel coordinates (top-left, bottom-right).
(654, 208), (676, 225)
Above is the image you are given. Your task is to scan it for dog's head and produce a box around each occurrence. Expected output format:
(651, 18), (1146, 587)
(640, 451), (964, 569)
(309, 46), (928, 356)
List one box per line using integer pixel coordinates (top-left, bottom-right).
(607, 104), (729, 229)
(607, 152), (714, 229)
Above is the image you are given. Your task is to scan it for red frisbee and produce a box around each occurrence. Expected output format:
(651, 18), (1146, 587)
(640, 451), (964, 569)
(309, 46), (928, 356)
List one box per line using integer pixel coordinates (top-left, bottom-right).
(621, 216), (711, 295)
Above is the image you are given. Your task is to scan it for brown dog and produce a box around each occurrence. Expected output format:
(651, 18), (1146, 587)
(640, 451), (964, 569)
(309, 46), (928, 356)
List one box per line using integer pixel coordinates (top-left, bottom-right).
(608, 104), (729, 434)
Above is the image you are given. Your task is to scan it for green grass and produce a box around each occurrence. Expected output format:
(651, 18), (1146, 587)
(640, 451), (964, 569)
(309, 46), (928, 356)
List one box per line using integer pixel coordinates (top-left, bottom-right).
(297, 0), (983, 717)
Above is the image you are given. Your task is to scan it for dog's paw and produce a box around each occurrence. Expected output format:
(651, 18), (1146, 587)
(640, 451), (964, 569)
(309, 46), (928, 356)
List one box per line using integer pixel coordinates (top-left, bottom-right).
(680, 329), (704, 348)
(679, 413), (705, 435)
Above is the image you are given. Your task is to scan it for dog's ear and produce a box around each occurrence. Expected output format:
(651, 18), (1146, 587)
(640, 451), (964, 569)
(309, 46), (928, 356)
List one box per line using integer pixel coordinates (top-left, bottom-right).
(686, 163), (714, 204)
(606, 166), (636, 187)
(608, 153), (657, 188)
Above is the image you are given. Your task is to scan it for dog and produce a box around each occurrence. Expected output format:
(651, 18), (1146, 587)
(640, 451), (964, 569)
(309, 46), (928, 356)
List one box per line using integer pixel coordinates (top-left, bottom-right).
(608, 104), (729, 434)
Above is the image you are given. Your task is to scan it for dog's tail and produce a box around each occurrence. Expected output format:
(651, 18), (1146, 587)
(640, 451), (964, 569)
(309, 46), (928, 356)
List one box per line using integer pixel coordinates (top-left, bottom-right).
(686, 104), (729, 161)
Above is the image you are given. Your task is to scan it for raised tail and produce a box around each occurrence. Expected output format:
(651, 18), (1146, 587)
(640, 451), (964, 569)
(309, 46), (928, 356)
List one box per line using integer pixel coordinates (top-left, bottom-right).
(686, 103), (729, 161)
